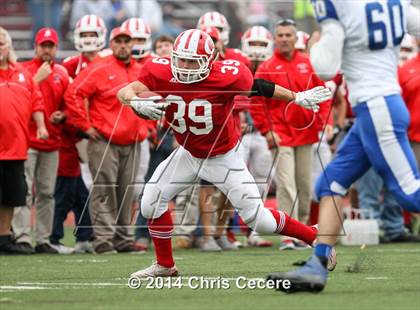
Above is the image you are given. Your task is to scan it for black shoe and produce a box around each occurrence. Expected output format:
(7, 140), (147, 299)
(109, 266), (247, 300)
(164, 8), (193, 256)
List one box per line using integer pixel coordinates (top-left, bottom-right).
(389, 232), (420, 243)
(35, 243), (59, 254)
(16, 242), (35, 254)
(95, 243), (117, 254)
(116, 242), (144, 253)
(0, 235), (33, 255)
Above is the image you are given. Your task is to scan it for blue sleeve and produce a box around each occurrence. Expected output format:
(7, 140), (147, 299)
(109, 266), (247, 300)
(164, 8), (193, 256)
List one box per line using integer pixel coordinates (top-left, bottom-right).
(311, 0), (339, 23)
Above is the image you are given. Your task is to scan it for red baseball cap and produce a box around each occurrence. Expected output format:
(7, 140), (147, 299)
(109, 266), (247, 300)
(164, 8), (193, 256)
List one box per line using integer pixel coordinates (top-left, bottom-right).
(35, 28), (59, 45)
(200, 26), (220, 42)
(110, 27), (132, 41)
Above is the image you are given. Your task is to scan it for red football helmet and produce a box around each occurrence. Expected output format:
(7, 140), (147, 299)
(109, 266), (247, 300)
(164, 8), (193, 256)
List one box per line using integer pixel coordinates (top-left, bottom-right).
(74, 14), (107, 52)
(241, 26), (273, 61)
(197, 11), (230, 45)
(171, 29), (217, 84)
(121, 18), (152, 59)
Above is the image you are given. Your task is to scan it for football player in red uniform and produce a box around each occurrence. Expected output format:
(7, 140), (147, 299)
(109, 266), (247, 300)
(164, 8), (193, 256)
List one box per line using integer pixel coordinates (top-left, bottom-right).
(62, 15), (107, 78)
(54, 15), (107, 254)
(238, 25), (275, 248)
(118, 29), (332, 277)
(197, 11), (250, 67)
(121, 18), (155, 66)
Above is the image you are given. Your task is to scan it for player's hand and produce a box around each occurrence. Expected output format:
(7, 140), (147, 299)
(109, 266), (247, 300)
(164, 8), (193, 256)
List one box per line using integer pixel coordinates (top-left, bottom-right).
(85, 127), (101, 140)
(130, 96), (167, 120)
(265, 131), (281, 149)
(36, 126), (49, 140)
(324, 124), (334, 141)
(34, 61), (52, 83)
(49, 111), (66, 124)
(294, 86), (332, 112)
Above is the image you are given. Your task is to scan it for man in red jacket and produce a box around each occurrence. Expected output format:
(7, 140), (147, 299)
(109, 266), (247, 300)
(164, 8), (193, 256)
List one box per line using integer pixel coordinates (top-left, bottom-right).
(249, 19), (332, 250)
(12, 28), (69, 254)
(65, 27), (149, 254)
(399, 37), (420, 169)
(0, 27), (48, 254)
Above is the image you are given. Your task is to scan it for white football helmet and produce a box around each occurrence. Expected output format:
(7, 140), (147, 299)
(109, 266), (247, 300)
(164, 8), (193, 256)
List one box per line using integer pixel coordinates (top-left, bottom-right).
(241, 26), (273, 61)
(197, 11), (230, 45)
(121, 18), (152, 59)
(74, 14), (107, 52)
(171, 29), (217, 84)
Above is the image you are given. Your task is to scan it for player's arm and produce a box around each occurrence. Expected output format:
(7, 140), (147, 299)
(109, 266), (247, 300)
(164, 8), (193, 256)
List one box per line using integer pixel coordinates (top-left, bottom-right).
(407, 5), (420, 38)
(242, 79), (332, 112)
(309, 21), (345, 81)
(309, 0), (345, 81)
(117, 81), (166, 120)
(117, 81), (149, 105)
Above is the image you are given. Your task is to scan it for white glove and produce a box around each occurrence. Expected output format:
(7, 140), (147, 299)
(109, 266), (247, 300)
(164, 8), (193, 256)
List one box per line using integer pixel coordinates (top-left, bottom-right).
(130, 95), (167, 120)
(294, 86), (332, 112)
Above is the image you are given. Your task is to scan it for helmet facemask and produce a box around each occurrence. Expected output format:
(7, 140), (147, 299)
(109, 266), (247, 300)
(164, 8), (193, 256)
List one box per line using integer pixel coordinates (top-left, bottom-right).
(131, 37), (152, 59)
(171, 51), (212, 84)
(242, 40), (273, 61)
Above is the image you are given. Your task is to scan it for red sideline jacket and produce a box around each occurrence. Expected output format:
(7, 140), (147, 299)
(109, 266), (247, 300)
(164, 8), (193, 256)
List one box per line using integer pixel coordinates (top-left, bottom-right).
(21, 58), (69, 151)
(0, 62), (44, 160)
(399, 52), (420, 143)
(64, 55), (148, 145)
(249, 50), (331, 147)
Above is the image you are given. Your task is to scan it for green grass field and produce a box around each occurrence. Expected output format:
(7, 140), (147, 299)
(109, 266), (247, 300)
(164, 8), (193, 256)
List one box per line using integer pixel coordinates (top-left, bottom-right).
(1, 240), (419, 310)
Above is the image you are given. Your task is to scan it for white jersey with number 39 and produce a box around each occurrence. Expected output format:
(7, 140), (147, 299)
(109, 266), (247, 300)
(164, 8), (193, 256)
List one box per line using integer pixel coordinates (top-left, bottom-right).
(312, 0), (411, 105)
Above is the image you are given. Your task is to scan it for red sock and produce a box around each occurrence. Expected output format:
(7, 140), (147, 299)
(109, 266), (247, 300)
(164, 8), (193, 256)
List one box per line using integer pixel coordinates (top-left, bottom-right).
(148, 210), (174, 268)
(269, 209), (317, 245)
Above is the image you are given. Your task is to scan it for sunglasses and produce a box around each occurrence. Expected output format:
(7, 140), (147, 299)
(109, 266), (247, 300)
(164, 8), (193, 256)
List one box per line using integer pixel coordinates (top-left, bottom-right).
(276, 19), (297, 26)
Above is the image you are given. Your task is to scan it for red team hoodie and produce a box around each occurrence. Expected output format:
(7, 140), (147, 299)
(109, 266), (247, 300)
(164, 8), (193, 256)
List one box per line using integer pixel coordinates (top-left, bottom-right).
(21, 58), (69, 151)
(0, 62), (44, 160)
(249, 50), (331, 147)
(399, 52), (420, 143)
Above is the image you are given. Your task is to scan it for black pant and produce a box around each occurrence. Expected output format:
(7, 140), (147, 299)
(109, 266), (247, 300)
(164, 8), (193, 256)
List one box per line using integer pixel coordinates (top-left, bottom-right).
(50, 176), (93, 244)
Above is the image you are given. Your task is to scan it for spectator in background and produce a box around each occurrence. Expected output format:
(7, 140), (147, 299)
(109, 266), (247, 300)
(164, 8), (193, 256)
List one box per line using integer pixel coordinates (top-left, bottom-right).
(29, 0), (63, 41)
(0, 27), (48, 254)
(293, 0), (316, 33)
(12, 28), (69, 254)
(157, 3), (185, 39)
(122, 0), (163, 34)
(65, 27), (148, 254)
(249, 19), (332, 250)
(153, 35), (174, 57)
(70, 0), (114, 30)
(245, 0), (270, 29)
